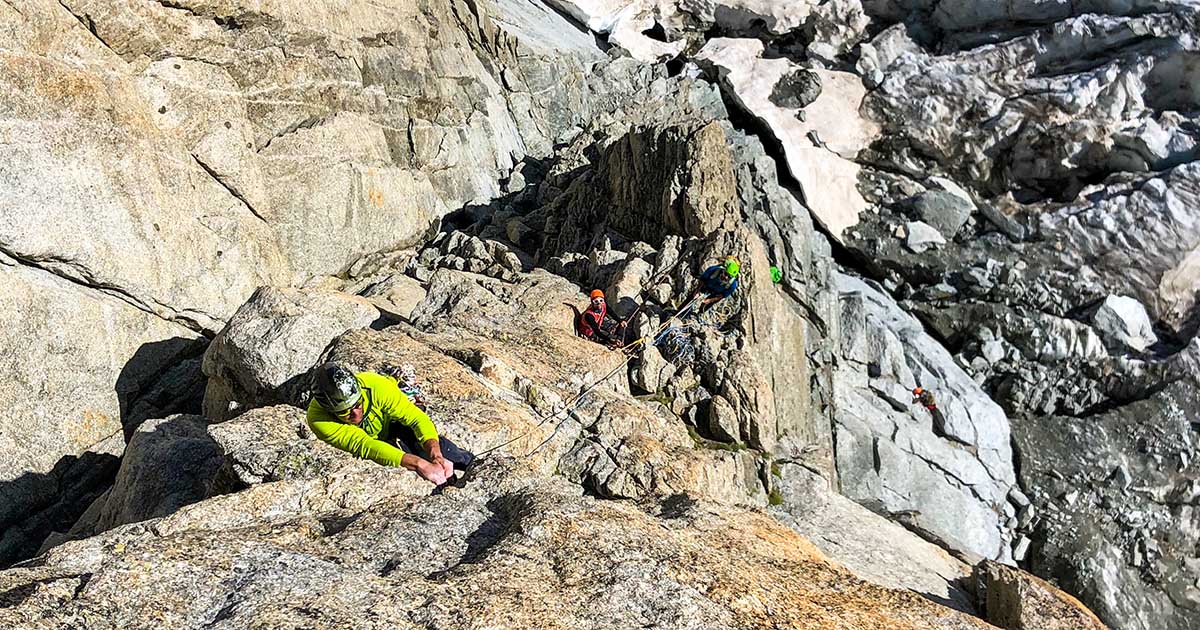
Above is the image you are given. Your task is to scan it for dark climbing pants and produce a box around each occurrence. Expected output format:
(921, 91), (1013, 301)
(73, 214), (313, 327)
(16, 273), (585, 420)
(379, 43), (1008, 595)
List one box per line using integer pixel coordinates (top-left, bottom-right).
(386, 423), (475, 470)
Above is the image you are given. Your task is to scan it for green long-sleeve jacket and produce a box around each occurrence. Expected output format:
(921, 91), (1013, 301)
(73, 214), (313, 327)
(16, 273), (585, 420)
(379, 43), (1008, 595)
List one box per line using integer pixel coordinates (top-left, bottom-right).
(306, 372), (438, 466)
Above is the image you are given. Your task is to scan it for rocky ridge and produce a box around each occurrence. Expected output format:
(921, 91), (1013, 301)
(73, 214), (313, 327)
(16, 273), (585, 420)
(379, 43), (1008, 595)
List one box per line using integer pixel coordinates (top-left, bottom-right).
(0, 0), (613, 565)
(1, 0), (1195, 628)
(537, 1), (1200, 627)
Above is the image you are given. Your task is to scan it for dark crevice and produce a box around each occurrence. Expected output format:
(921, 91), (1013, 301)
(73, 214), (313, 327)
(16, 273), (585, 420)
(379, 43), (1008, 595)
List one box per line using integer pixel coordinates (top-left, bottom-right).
(1067, 376), (1182, 420)
(149, 0), (207, 20)
(696, 70), (878, 286)
(56, 0), (119, 56)
(0, 246), (214, 336)
(318, 514), (361, 537)
(0, 452), (120, 567)
(256, 116), (326, 153)
(1029, 34), (1165, 80)
(191, 154), (268, 223)
(149, 0), (247, 30)
(641, 21), (669, 43)
(0, 573), (92, 609)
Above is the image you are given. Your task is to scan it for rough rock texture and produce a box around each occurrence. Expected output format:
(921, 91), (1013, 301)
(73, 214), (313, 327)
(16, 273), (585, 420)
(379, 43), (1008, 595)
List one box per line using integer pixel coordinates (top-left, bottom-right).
(696, 37), (879, 241)
(772, 462), (977, 613)
(2, 0), (1185, 627)
(835, 274), (1017, 561)
(1012, 376), (1200, 630)
(980, 560), (1108, 630)
(0, 259), (204, 565)
(0, 0), (623, 565)
(11, 262), (1003, 628)
(66, 415), (230, 542)
(205, 405), (351, 487)
(1091, 294), (1159, 353)
(0, 458), (993, 630)
(201, 287), (383, 422)
(421, 66), (840, 474)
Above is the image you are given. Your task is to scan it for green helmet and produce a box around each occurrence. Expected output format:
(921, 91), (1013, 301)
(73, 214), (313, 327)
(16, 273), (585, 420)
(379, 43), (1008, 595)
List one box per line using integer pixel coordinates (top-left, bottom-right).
(724, 257), (740, 278)
(312, 362), (362, 413)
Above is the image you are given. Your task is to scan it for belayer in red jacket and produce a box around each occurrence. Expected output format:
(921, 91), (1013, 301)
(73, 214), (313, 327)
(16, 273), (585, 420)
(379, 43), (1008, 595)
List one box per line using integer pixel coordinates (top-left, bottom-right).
(577, 289), (627, 348)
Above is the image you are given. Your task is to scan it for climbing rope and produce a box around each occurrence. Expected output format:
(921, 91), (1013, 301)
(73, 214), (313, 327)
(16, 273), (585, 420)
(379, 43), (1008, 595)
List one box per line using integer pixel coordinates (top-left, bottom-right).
(658, 325), (696, 365)
(472, 295), (702, 460)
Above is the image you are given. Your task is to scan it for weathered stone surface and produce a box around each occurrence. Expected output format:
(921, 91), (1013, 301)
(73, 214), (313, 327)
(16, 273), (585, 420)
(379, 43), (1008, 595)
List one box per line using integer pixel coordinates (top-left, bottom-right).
(358, 274), (429, 321)
(1012, 378), (1200, 630)
(834, 274), (1016, 561)
(0, 458), (993, 630)
(980, 560), (1108, 630)
(488, 70), (838, 471)
(905, 221), (948, 253)
(2, 1), (290, 333)
(695, 37), (879, 241)
(206, 405), (349, 487)
(831, 11), (1198, 622)
(1091, 294), (1158, 353)
(68, 415), (229, 541)
(911, 190), (973, 238)
(0, 260), (204, 565)
(201, 287), (382, 422)
(705, 395), (740, 443)
(772, 462), (976, 613)
(544, 0), (686, 61)
(1, 0), (619, 565)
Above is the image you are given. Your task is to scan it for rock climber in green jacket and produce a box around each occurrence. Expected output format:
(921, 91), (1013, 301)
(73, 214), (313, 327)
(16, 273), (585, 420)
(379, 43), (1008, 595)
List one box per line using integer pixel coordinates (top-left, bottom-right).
(306, 362), (474, 485)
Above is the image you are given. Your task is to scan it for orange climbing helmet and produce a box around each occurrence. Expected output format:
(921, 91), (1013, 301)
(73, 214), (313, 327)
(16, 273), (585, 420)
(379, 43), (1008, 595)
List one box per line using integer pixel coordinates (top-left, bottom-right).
(589, 289), (605, 299)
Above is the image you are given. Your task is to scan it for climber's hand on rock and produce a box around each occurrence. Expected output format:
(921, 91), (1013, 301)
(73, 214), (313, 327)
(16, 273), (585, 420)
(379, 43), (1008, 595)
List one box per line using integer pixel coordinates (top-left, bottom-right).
(417, 459), (449, 485)
(434, 456), (454, 480)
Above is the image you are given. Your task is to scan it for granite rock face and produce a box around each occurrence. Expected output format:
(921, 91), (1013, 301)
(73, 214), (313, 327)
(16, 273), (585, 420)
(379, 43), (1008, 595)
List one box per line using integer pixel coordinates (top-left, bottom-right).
(834, 274), (1018, 561)
(0, 0), (618, 565)
(568, 3), (1194, 624)
(2, 0), (1190, 627)
(0, 458), (994, 630)
(201, 288), (383, 422)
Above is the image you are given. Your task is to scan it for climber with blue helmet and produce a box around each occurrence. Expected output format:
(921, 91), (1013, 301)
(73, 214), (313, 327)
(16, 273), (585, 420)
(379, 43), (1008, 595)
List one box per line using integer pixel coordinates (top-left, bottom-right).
(691, 255), (741, 310)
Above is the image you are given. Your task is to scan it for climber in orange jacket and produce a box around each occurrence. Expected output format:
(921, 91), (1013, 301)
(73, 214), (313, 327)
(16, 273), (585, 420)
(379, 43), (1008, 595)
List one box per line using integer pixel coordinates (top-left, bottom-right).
(577, 289), (627, 348)
(912, 387), (937, 411)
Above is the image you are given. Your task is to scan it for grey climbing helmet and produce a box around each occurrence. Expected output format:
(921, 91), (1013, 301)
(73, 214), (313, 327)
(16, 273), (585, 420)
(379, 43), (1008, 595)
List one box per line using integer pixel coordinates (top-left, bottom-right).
(313, 362), (362, 414)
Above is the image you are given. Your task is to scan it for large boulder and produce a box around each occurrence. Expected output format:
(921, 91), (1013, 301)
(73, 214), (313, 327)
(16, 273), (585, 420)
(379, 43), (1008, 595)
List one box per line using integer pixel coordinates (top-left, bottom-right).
(979, 560), (1108, 630)
(201, 287), (383, 421)
(67, 415), (230, 541)
(207, 405), (351, 487)
(1090, 295), (1158, 353)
